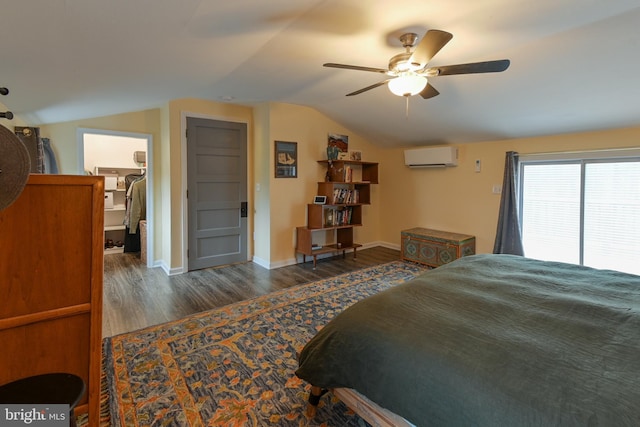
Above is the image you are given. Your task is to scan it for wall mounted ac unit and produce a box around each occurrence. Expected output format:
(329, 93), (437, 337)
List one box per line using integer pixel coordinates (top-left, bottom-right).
(404, 146), (458, 168)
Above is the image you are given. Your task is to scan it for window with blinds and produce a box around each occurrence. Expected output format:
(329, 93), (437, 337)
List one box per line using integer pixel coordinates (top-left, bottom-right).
(519, 153), (640, 275)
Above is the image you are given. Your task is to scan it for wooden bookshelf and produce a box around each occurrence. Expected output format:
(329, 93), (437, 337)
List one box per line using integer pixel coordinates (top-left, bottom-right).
(296, 160), (378, 268)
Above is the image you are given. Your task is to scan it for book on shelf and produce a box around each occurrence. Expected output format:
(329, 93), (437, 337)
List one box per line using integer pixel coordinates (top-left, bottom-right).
(344, 166), (353, 182)
(324, 205), (355, 227)
(331, 188), (359, 204)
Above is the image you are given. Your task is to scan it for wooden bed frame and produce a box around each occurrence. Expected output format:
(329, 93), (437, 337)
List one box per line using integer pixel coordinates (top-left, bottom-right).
(307, 386), (414, 427)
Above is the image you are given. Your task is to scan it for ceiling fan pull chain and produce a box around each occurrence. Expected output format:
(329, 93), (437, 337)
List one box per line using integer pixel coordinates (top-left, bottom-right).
(405, 96), (410, 119)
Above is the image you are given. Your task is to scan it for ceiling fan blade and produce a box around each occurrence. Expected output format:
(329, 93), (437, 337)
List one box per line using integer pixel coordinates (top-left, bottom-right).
(419, 83), (439, 99)
(346, 80), (390, 96)
(324, 63), (388, 74)
(409, 30), (453, 67)
(429, 59), (510, 76)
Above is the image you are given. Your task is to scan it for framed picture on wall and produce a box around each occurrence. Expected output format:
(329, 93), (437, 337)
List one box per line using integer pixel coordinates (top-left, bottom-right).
(275, 141), (297, 178)
(349, 150), (362, 161)
(327, 133), (348, 160)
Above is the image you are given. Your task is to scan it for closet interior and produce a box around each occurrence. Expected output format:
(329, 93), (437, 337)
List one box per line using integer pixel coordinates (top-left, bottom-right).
(83, 133), (148, 257)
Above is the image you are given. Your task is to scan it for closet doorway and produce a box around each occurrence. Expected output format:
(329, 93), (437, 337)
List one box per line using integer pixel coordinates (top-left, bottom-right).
(78, 129), (153, 267)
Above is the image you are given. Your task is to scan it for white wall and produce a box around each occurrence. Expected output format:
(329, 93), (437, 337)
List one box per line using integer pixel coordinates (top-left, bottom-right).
(83, 133), (147, 173)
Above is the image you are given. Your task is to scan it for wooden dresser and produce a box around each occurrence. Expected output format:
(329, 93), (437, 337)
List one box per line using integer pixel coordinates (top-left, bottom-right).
(401, 227), (475, 267)
(0, 175), (104, 424)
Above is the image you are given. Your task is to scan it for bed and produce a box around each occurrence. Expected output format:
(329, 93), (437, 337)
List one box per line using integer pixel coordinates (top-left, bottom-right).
(295, 254), (640, 426)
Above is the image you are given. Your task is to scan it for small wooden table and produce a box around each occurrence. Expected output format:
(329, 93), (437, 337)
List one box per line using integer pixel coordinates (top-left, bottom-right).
(300, 242), (362, 269)
(297, 226), (362, 269)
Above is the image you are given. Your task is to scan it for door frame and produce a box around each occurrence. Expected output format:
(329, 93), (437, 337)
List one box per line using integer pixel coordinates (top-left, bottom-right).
(180, 111), (251, 273)
(77, 127), (154, 267)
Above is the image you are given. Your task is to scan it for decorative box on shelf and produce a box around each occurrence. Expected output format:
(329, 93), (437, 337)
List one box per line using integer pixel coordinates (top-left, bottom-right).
(104, 192), (114, 209)
(401, 227), (475, 268)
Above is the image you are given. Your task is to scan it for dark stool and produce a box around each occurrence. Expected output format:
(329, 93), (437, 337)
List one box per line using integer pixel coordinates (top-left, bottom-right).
(0, 373), (86, 427)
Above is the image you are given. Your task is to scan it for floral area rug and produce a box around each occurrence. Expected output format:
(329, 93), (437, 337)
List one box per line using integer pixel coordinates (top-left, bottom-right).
(103, 261), (429, 426)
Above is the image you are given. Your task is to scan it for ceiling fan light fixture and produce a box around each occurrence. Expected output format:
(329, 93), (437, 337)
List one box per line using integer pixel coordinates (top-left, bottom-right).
(395, 60), (422, 72)
(388, 73), (427, 97)
(324, 29), (510, 100)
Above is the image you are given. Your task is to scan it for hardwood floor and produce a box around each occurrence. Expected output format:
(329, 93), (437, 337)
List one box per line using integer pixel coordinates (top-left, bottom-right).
(102, 246), (401, 337)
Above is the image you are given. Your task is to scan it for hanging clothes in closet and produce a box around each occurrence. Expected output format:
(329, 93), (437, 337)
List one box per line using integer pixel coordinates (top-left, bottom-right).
(123, 173), (146, 253)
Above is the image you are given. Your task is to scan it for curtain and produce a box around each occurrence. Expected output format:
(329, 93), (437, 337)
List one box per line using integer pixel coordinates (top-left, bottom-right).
(493, 151), (524, 255)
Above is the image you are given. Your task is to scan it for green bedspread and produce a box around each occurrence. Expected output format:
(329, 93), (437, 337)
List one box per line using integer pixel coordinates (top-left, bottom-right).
(296, 254), (640, 426)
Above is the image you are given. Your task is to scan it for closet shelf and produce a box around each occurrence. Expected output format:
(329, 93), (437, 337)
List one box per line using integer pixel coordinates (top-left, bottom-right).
(105, 205), (126, 212)
(104, 246), (124, 255)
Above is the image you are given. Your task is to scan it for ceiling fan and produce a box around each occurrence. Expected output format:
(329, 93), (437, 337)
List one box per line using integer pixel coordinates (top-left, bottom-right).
(324, 30), (510, 99)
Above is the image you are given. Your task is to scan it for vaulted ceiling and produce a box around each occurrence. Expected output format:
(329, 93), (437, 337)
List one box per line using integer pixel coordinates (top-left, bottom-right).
(2, 1), (640, 147)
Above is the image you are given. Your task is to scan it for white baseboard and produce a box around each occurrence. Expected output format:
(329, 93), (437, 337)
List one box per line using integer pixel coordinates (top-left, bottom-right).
(251, 256), (270, 269)
(154, 260), (184, 276)
(374, 240), (401, 251)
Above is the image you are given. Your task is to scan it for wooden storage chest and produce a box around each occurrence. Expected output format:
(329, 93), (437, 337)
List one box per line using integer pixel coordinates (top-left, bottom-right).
(401, 227), (475, 267)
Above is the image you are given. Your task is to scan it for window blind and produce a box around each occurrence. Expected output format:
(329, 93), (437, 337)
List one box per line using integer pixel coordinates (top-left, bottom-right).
(519, 156), (640, 275)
